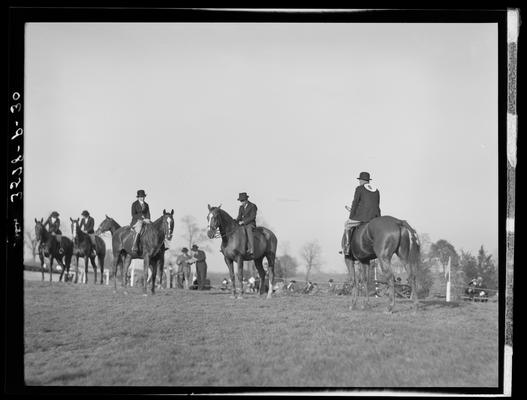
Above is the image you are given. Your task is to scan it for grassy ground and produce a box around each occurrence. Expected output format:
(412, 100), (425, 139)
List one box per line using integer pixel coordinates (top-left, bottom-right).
(24, 280), (498, 388)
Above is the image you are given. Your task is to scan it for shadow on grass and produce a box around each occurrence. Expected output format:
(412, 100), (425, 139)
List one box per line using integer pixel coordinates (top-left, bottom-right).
(418, 299), (461, 309)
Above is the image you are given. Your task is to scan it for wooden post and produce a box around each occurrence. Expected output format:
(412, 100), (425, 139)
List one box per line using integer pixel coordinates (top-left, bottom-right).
(130, 267), (135, 287)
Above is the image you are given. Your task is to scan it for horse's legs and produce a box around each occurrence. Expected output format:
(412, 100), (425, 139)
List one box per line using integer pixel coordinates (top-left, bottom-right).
(84, 256), (90, 284)
(235, 255), (245, 299)
(360, 261), (371, 309)
(143, 254), (150, 295)
(49, 256), (55, 283)
(74, 255), (80, 283)
(378, 256), (395, 313)
(150, 255), (158, 295)
(266, 253), (276, 300)
(254, 258), (266, 296)
(90, 256), (98, 284)
(224, 256), (236, 298)
(99, 254), (104, 285)
(122, 254), (132, 290)
(39, 252), (45, 281)
(345, 257), (358, 310)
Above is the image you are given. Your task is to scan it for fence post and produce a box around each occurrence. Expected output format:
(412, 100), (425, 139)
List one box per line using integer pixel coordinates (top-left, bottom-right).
(446, 256), (451, 302)
(131, 267), (135, 287)
(104, 270), (109, 285)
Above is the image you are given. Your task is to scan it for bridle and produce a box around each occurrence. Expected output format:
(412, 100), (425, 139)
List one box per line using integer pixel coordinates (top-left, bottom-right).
(209, 210), (239, 239)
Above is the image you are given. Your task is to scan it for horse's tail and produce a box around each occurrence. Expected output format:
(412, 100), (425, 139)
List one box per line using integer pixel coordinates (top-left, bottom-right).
(398, 220), (420, 266)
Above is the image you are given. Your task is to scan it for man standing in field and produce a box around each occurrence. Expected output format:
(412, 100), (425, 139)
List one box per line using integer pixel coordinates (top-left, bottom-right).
(188, 244), (208, 290)
(343, 172), (381, 256)
(130, 189), (151, 254)
(234, 192), (258, 258)
(175, 247), (192, 289)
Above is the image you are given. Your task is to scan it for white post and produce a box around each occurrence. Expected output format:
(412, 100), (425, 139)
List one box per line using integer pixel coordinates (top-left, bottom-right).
(131, 267), (135, 287)
(104, 270), (109, 285)
(446, 256), (452, 302)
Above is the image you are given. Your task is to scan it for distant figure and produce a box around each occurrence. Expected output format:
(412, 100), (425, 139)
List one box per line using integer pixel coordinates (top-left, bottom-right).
(188, 244), (207, 290)
(342, 172), (381, 256)
(234, 192), (257, 257)
(248, 276), (256, 292)
(176, 247), (192, 289)
(130, 189), (151, 254)
(328, 279), (336, 294)
(79, 210), (97, 257)
(221, 277), (229, 291)
(43, 211), (64, 254)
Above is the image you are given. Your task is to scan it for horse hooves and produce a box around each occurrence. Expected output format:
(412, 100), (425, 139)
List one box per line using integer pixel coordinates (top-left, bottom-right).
(229, 295), (236, 299)
(384, 309), (393, 314)
(266, 295), (272, 300)
(237, 296), (244, 300)
(142, 293), (148, 297)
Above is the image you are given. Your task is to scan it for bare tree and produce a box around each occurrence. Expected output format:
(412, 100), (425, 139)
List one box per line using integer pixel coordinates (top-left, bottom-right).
(180, 215), (212, 252)
(25, 230), (38, 261)
(300, 240), (322, 282)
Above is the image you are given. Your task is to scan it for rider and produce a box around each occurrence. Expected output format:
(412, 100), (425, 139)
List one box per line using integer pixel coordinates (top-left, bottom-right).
(131, 189), (151, 253)
(343, 172), (381, 256)
(79, 210), (97, 257)
(234, 192), (257, 257)
(43, 211), (64, 254)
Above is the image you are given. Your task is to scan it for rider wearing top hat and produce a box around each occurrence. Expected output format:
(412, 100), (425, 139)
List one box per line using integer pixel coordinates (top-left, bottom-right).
(234, 192), (257, 257)
(343, 172), (381, 256)
(131, 189), (151, 253)
(79, 210), (97, 257)
(44, 211), (64, 254)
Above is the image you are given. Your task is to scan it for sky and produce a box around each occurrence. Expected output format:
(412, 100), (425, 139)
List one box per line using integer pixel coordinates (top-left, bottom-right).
(24, 22), (498, 273)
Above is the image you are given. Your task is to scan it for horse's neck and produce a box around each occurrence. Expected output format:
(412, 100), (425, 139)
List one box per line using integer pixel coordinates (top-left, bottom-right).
(109, 220), (121, 234)
(40, 227), (51, 243)
(218, 210), (237, 236)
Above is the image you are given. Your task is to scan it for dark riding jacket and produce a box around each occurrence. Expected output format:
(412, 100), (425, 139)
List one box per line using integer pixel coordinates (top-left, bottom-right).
(349, 184), (381, 222)
(44, 217), (62, 235)
(130, 200), (151, 226)
(235, 201), (257, 227)
(80, 216), (95, 234)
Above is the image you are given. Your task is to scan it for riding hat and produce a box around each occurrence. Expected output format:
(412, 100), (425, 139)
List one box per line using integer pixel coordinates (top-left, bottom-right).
(81, 210), (90, 217)
(237, 192), (249, 201)
(191, 244), (199, 251)
(51, 211), (59, 217)
(357, 172), (371, 181)
(136, 189), (147, 198)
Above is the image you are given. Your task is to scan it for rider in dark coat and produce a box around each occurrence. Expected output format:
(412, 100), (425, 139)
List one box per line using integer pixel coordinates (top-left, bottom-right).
(130, 189), (151, 253)
(80, 210), (97, 257)
(234, 192), (257, 257)
(343, 172), (381, 256)
(44, 211), (64, 254)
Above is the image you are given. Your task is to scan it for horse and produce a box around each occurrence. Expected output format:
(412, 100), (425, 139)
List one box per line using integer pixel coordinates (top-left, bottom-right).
(206, 205), (278, 299)
(34, 218), (74, 283)
(70, 218), (106, 284)
(341, 215), (420, 313)
(96, 211), (173, 294)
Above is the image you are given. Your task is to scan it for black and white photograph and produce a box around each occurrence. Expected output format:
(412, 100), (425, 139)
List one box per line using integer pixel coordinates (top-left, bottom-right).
(6, 7), (517, 395)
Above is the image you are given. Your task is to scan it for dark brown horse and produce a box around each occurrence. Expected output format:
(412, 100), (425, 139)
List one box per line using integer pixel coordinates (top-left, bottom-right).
(206, 205), (278, 299)
(34, 218), (74, 282)
(97, 211), (173, 294)
(341, 215), (420, 313)
(70, 218), (106, 284)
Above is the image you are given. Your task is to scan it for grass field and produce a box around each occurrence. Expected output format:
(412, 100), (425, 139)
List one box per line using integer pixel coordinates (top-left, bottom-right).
(24, 279), (499, 388)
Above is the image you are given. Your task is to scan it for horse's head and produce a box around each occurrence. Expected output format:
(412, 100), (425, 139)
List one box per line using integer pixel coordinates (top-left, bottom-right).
(34, 218), (45, 241)
(161, 209), (175, 242)
(96, 214), (115, 235)
(70, 217), (80, 239)
(206, 204), (223, 239)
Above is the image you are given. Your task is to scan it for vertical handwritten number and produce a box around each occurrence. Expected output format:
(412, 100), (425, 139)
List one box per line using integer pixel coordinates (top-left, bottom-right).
(10, 103), (22, 113)
(10, 178), (21, 189)
(12, 167), (23, 176)
(10, 192), (22, 202)
(12, 92), (20, 101)
(11, 155), (23, 164)
(11, 128), (23, 140)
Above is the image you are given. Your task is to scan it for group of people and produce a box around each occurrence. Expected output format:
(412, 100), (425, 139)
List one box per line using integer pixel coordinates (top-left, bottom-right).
(171, 244), (208, 290)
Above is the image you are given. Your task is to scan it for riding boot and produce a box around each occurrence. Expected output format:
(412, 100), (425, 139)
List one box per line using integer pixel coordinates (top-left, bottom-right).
(57, 235), (64, 254)
(131, 232), (139, 253)
(345, 228), (354, 256)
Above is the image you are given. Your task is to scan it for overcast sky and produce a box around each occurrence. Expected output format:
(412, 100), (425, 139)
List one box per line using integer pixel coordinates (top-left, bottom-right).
(24, 22), (498, 273)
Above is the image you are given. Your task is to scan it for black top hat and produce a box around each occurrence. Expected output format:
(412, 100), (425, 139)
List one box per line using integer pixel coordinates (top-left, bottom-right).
(136, 189), (147, 197)
(357, 172), (371, 181)
(181, 247), (189, 253)
(50, 211), (59, 217)
(191, 244), (199, 251)
(237, 192), (249, 201)
(81, 210), (90, 217)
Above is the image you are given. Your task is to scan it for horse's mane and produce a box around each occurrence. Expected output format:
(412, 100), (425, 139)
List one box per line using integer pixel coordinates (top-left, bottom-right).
(216, 207), (235, 223)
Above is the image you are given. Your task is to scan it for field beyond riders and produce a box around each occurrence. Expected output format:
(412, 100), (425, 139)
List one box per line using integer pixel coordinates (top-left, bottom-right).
(24, 280), (498, 388)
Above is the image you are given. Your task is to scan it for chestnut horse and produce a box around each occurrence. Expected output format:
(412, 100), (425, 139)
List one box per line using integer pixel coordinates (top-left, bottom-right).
(96, 211), (173, 294)
(206, 205), (278, 299)
(342, 215), (420, 313)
